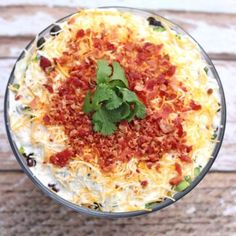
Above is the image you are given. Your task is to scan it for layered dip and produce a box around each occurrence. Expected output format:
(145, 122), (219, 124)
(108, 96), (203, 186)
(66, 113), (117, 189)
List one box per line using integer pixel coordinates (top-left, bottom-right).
(7, 9), (221, 212)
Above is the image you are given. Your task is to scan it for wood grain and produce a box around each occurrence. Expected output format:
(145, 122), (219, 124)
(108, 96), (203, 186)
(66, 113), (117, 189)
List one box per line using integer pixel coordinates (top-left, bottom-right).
(0, 59), (234, 171)
(0, 172), (236, 236)
(0, 6), (236, 58)
(1, 0), (236, 14)
(0, 2), (235, 235)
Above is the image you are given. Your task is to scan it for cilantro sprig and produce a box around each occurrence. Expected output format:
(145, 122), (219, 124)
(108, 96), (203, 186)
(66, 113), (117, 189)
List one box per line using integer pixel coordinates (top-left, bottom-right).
(83, 59), (146, 136)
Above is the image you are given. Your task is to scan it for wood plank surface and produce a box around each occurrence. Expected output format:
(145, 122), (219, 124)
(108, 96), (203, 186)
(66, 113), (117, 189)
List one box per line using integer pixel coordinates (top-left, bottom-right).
(0, 2), (235, 236)
(0, 172), (236, 236)
(1, 0), (236, 14)
(1, 59), (234, 171)
(0, 6), (236, 58)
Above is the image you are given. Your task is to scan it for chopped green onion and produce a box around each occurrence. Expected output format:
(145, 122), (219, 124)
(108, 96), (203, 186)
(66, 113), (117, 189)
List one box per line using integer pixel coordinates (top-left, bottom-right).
(145, 201), (159, 209)
(194, 167), (201, 177)
(204, 66), (209, 74)
(22, 106), (31, 111)
(175, 34), (181, 40)
(12, 83), (20, 90)
(184, 175), (192, 183)
(175, 180), (190, 192)
(34, 54), (40, 62)
(211, 133), (217, 140)
(19, 146), (25, 155)
(153, 26), (166, 32)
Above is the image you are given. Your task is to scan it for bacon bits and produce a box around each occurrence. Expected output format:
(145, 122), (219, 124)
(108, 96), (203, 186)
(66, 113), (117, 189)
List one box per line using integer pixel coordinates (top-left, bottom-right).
(49, 149), (73, 167)
(140, 180), (148, 188)
(43, 84), (54, 93)
(179, 155), (192, 163)
(207, 88), (213, 95)
(190, 100), (202, 111)
(169, 176), (182, 186)
(44, 28), (194, 172)
(43, 115), (50, 125)
(76, 29), (85, 38)
(175, 162), (182, 176)
(40, 56), (52, 71)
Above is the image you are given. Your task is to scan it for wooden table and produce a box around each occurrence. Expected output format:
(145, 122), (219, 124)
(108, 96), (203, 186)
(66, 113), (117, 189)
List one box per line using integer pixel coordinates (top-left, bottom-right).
(0, 1), (236, 235)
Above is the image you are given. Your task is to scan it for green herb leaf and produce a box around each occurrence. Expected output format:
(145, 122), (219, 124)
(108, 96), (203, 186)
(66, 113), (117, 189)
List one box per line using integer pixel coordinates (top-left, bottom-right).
(116, 102), (131, 120)
(120, 88), (139, 103)
(92, 108), (117, 136)
(110, 62), (128, 87)
(106, 102), (130, 122)
(93, 121), (102, 132)
(135, 102), (146, 119)
(82, 59), (147, 136)
(92, 84), (113, 108)
(105, 90), (123, 110)
(82, 91), (93, 113)
(96, 59), (112, 84)
(109, 80), (127, 88)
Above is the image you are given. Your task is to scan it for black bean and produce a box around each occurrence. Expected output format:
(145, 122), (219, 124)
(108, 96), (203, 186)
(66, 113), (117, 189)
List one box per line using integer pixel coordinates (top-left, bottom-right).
(147, 16), (163, 27)
(50, 25), (62, 36)
(48, 183), (55, 188)
(37, 37), (46, 50)
(48, 183), (59, 192)
(23, 152), (34, 158)
(27, 158), (36, 167)
(52, 186), (59, 192)
(93, 202), (102, 210)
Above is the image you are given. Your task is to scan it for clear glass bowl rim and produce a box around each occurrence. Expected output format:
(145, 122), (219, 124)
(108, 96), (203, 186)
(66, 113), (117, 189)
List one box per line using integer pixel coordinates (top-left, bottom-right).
(4, 6), (226, 218)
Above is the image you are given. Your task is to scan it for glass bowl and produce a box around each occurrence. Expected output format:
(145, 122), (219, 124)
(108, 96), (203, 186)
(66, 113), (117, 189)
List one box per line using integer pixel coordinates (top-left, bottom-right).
(4, 7), (226, 218)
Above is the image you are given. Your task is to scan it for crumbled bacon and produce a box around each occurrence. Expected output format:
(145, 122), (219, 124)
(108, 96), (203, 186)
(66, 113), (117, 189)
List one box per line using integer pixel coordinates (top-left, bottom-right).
(43, 84), (54, 93)
(140, 180), (148, 188)
(43, 115), (50, 125)
(39, 56), (52, 71)
(207, 88), (213, 95)
(169, 176), (182, 185)
(49, 149), (73, 167)
(76, 29), (85, 38)
(190, 100), (202, 111)
(175, 162), (182, 176)
(43, 27), (199, 171)
(15, 95), (22, 101)
(179, 155), (192, 163)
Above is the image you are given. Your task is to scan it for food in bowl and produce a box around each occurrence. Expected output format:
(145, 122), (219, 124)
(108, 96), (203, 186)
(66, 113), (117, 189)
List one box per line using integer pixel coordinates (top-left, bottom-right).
(7, 9), (221, 212)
